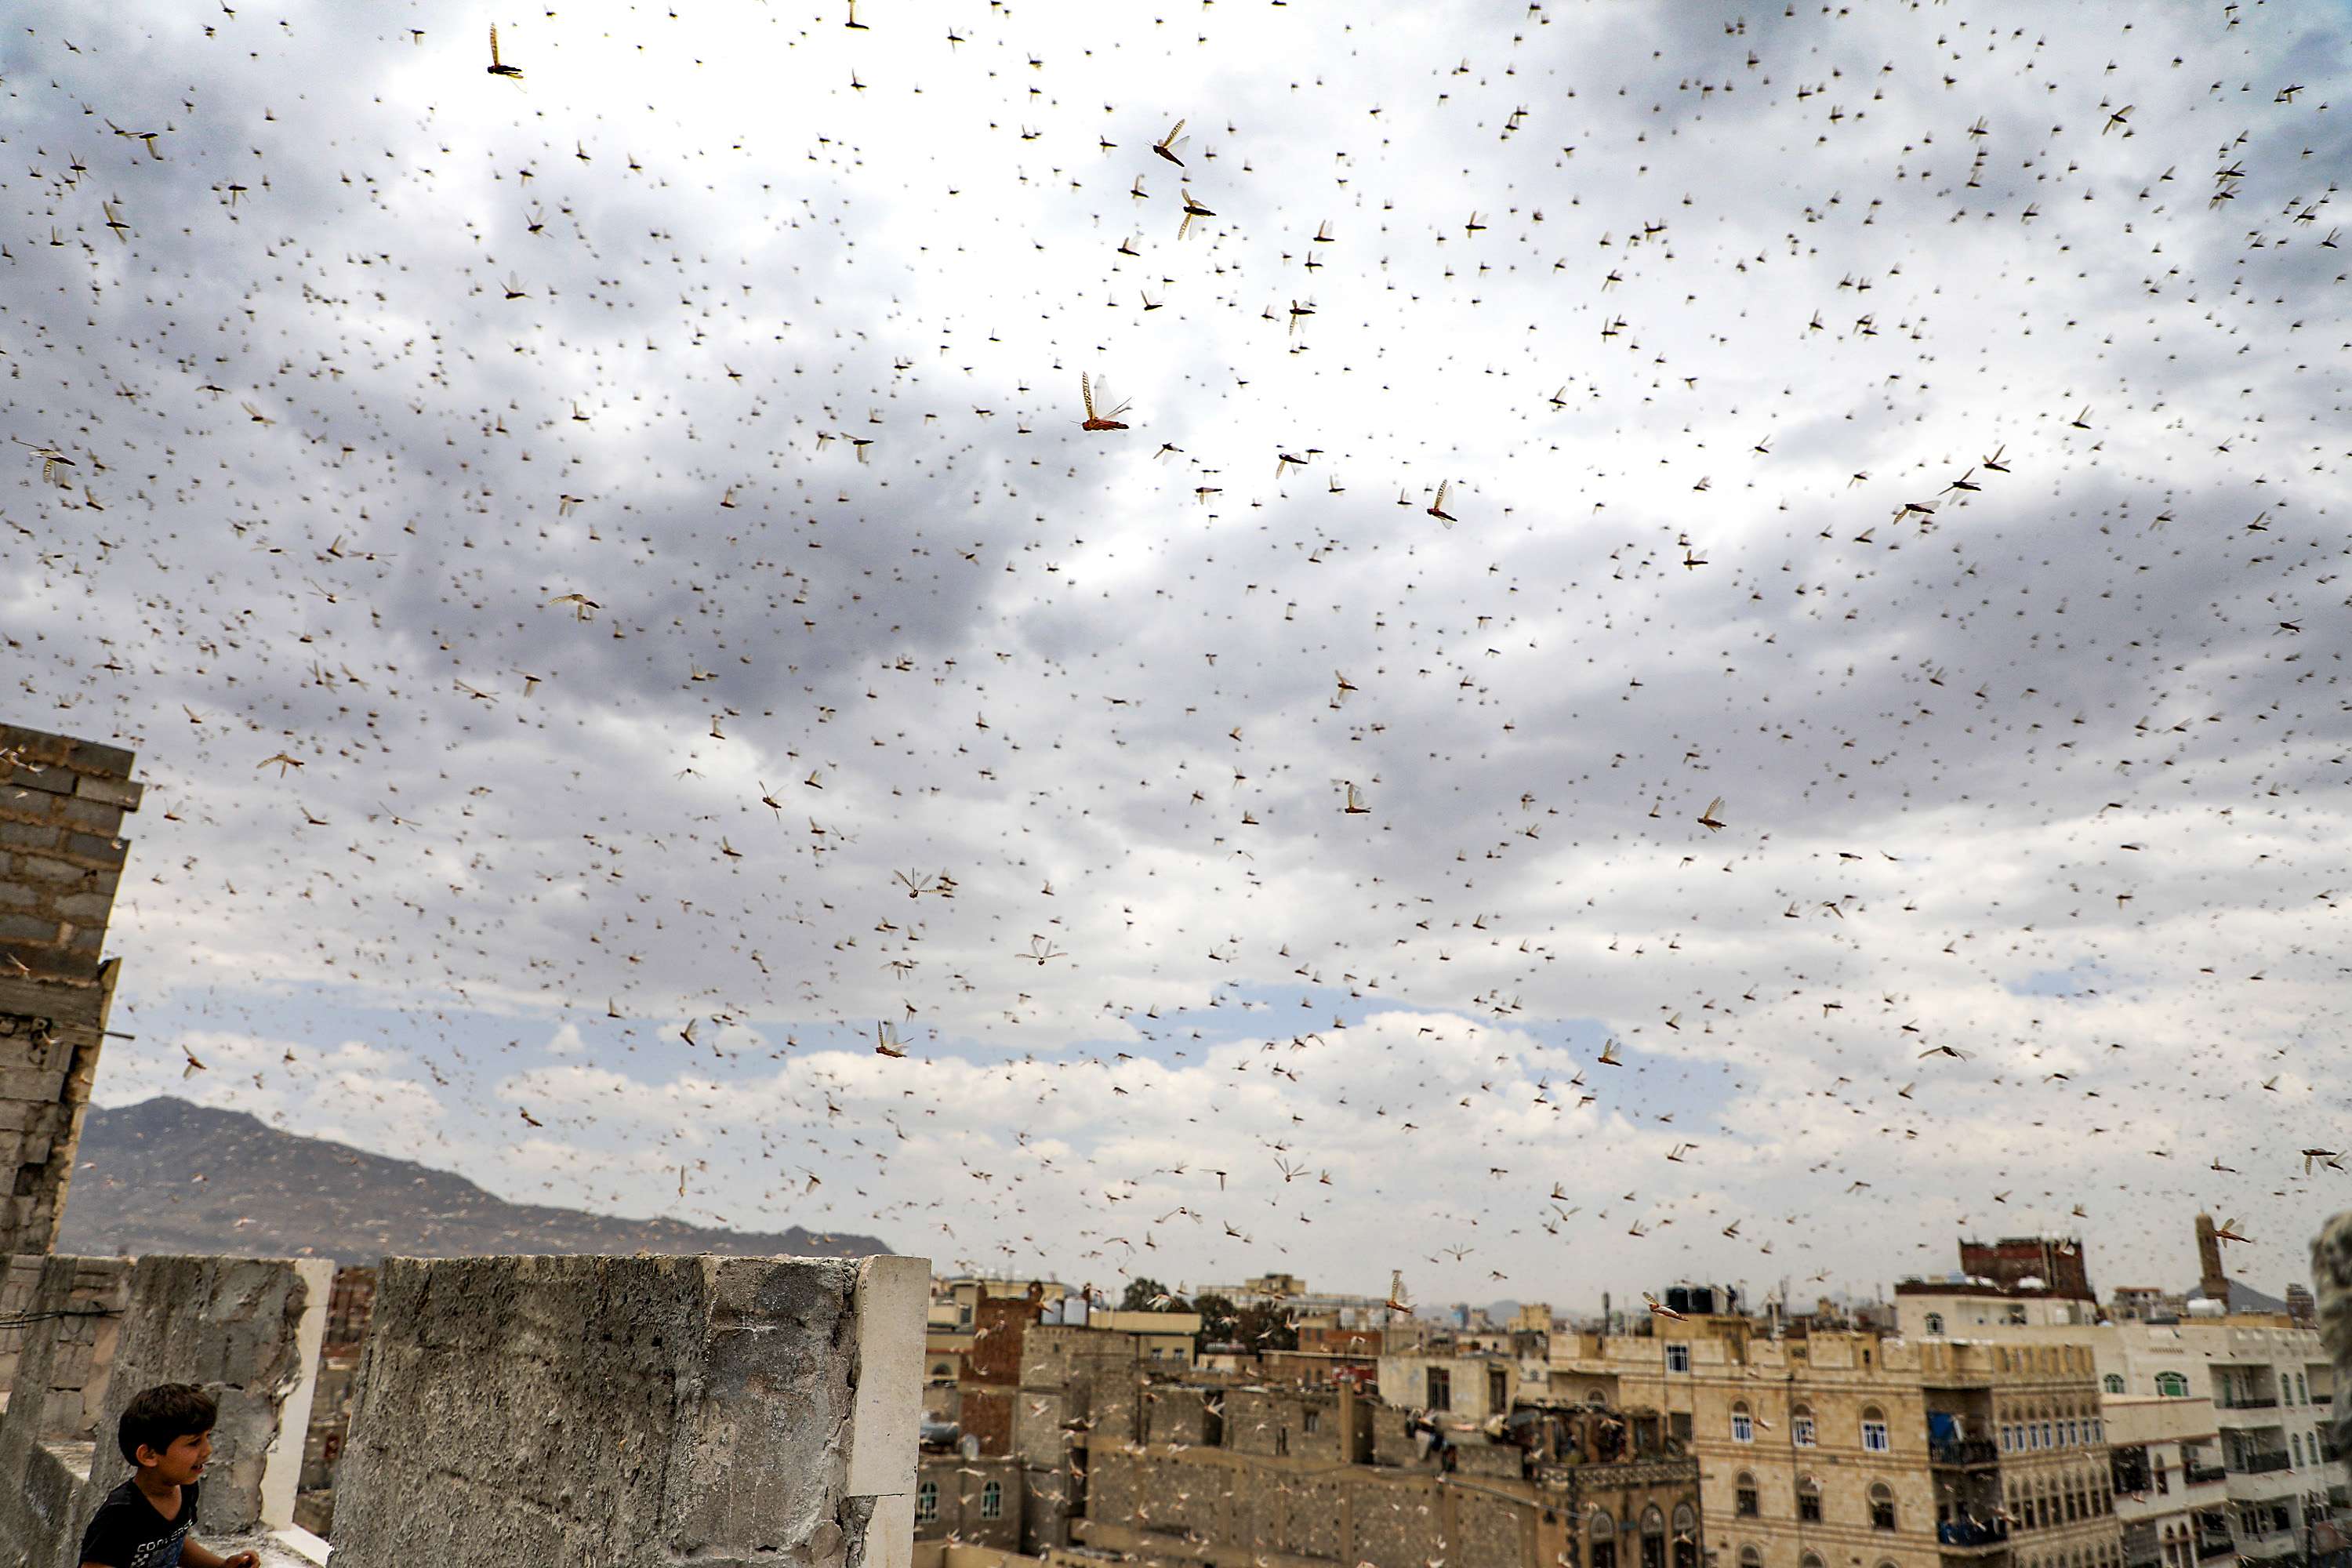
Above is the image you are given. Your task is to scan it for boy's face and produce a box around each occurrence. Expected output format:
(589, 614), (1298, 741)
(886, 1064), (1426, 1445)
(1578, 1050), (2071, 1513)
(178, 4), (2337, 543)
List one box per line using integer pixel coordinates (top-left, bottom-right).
(136, 1428), (212, 1486)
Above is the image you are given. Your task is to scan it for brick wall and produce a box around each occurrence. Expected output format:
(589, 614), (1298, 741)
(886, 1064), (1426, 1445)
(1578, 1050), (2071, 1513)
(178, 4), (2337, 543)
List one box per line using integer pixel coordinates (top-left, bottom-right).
(0, 722), (143, 1259)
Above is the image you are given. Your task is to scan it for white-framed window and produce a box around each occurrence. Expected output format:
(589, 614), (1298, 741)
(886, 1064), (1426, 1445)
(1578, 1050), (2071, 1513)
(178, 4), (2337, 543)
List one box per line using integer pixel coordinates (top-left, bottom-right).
(1793, 1407), (1817, 1448)
(1304, 1407), (1321, 1434)
(1666, 1343), (1691, 1374)
(1861, 1406), (1890, 1454)
(2039, 1421), (2053, 1449)
(1733, 1402), (1755, 1443)
(916, 1480), (939, 1524)
(2105, 1375), (2125, 1395)
(1926, 1312), (1945, 1336)
(981, 1479), (1004, 1520)
(2001, 1425), (2013, 1452)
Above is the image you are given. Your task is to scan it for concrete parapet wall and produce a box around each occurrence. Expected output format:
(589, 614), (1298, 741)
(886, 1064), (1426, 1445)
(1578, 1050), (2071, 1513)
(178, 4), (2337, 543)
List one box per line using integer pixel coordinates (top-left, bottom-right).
(80, 1255), (332, 1538)
(0, 1255), (132, 1568)
(330, 1251), (927, 1568)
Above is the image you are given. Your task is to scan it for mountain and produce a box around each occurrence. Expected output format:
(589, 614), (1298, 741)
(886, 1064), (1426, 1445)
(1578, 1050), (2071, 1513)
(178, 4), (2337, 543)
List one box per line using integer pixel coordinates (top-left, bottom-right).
(54, 1097), (890, 1265)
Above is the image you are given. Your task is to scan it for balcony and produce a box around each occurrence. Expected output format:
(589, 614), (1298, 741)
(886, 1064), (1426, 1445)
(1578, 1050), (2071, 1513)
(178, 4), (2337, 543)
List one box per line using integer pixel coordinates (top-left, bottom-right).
(2234, 1528), (2300, 1564)
(1933, 1439), (2002, 1468)
(2219, 1393), (2281, 1411)
(2194, 1541), (2234, 1562)
(2233, 1452), (2293, 1475)
(1938, 1522), (2011, 1551)
(2186, 1465), (2228, 1486)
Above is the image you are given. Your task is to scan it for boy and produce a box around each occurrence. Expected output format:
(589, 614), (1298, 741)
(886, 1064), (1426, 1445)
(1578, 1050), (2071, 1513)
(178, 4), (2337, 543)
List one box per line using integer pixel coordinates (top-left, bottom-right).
(78, 1383), (260, 1568)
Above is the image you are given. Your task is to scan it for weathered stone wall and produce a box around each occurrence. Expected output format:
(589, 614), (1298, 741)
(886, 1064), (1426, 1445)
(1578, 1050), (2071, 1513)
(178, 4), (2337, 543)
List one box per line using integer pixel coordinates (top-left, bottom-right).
(0, 1253), (325, 1568)
(2315, 1212), (2352, 1479)
(916, 1454), (1022, 1550)
(82, 1254), (332, 1537)
(0, 721), (142, 1260)
(328, 1252), (926, 1568)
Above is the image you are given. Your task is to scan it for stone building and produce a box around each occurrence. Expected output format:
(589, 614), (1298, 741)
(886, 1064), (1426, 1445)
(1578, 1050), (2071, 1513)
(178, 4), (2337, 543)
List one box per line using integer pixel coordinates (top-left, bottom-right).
(1553, 1323), (2125, 1568)
(1897, 1309), (2343, 1566)
(2102, 1394), (2231, 1568)
(917, 1453), (1025, 1550)
(0, 723), (143, 1260)
(1076, 1379), (1700, 1568)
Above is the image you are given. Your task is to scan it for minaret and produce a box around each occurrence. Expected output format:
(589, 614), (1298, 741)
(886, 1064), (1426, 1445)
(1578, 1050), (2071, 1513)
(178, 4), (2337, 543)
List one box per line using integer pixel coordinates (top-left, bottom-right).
(2194, 1212), (2230, 1305)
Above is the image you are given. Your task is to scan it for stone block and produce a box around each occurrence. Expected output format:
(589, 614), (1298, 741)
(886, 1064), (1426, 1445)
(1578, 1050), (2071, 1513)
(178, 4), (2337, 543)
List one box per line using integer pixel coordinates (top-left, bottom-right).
(60, 832), (125, 869)
(331, 1250), (926, 1568)
(0, 818), (61, 854)
(71, 775), (142, 811)
(45, 796), (120, 835)
(0, 1068), (66, 1102)
(5, 766), (74, 796)
(8, 854), (83, 887)
(49, 893), (112, 923)
(0, 913), (61, 946)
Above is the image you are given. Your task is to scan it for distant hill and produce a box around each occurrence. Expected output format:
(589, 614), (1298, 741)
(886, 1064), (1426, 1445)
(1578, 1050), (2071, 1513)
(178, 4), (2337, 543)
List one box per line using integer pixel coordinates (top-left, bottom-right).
(54, 1097), (890, 1265)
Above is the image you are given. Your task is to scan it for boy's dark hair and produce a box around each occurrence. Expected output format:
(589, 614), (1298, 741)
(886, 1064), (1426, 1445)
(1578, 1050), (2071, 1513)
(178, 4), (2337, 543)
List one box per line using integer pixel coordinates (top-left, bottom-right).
(117, 1383), (217, 1466)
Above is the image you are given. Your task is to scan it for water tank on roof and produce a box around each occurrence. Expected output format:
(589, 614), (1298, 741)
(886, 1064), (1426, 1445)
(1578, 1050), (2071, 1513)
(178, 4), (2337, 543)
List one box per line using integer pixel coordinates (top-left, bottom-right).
(1666, 1287), (1693, 1316)
(2018, 1276), (2046, 1291)
(2187, 1297), (2227, 1319)
(1690, 1287), (1718, 1316)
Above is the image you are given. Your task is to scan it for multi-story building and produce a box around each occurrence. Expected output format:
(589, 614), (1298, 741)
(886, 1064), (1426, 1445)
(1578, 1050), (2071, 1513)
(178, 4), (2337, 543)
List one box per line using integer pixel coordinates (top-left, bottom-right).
(1079, 1379), (1702, 1568)
(1552, 1320), (2125, 1568)
(1378, 1348), (1528, 1427)
(2101, 1394), (2230, 1568)
(1900, 1265), (2343, 1568)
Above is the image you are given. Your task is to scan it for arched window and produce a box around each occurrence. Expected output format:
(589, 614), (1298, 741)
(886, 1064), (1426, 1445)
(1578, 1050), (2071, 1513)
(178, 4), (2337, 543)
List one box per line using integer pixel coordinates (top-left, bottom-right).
(1736, 1472), (1759, 1517)
(1733, 1400), (1755, 1443)
(981, 1479), (1004, 1520)
(1792, 1403), (1817, 1447)
(1870, 1483), (1897, 1532)
(916, 1479), (939, 1524)
(1926, 1312), (1945, 1336)
(2296, 1374), (2309, 1404)
(1739, 1549), (1762, 1568)
(1796, 1476), (1823, 1523)
(1642, 1504), (1668, 1568)
(1800, 1554), (1824, 1568)
(2155, 1373), (2189, 1399)
(2103, 1374), (2125, 1395)
(2292, 1435), (2305, 1468)
(1592, 1508), (1618, 1568)
(1861, 1405), (1890, 1454)
(1672, 1506), (1697, 1568)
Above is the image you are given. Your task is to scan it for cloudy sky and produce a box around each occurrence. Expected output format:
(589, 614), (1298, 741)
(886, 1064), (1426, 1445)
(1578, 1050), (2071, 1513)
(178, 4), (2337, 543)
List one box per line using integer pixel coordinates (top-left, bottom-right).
(1, 0), (2345, 1312)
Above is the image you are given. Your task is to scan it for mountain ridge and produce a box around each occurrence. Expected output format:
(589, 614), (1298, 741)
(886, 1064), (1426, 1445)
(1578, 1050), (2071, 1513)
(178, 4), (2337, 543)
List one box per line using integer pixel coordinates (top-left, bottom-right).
(54, 1096), (890, 1264)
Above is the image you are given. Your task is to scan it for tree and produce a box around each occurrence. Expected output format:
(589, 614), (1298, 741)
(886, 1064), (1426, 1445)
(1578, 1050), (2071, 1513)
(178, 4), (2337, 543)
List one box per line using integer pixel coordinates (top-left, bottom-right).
(1190, 1291), (1240, 1353)
(1120, 1276), (1171, 1312)
(1233, 1301), (1299, 1352)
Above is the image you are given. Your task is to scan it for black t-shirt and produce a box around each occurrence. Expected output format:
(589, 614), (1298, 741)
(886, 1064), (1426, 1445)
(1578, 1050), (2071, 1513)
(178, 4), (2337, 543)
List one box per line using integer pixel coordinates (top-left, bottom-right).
(77, 1476), (197, 1568)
